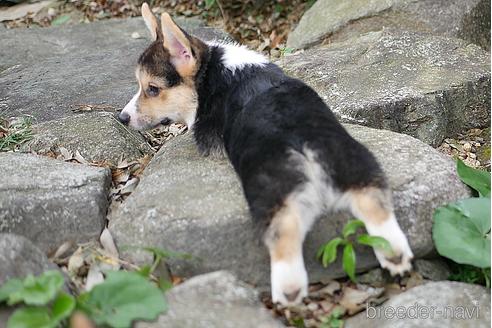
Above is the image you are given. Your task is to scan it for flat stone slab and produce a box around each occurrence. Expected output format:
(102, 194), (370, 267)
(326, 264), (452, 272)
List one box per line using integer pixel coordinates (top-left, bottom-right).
(0, 153), (110, 253)
(287, 0), (490, 50)
(137, 271), (282, 328)
(0, 17), (230, 123)
(21, 112), (152, 165)
(109, 125), (469, 287)
(345, 281), (491, 327)
(281, 30), (490, 146)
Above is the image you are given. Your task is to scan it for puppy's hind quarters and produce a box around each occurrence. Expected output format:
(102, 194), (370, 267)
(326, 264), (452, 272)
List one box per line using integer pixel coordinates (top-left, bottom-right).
(348, 187), (414, 276)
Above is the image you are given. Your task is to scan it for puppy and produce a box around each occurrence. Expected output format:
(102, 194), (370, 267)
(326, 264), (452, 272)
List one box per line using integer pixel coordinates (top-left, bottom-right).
(119, 3), (413, 306)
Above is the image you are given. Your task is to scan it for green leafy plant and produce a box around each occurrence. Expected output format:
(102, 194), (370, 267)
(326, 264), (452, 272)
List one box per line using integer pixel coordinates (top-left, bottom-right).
(0, 116), (34, 152)
(432, 160), (491, 287)
(0, 270), (166, 328)
(317, 220), (392, 282)
(320, 306), (345, 328)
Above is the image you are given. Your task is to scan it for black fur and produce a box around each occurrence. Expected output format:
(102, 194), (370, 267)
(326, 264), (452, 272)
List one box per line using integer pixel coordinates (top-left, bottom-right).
(138, 41), (182, 87)
(193, 45), (386, 224)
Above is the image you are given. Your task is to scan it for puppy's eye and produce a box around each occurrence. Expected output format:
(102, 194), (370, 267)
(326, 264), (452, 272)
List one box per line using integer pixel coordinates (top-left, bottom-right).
(146, 85), (160, 97)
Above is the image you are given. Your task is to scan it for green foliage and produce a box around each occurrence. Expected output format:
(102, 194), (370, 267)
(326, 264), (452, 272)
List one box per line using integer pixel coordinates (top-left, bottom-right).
(317, 219), (393, 282)
(432, 160), (491, 287)
(77, 271), (166, 328)
(0, 270), (167, 328)
(0, 116), (34, 152)
(448, 264), (491, 287)
(457, 159), (491, 197)
(51, 15), (71, 26)
(320, 306), (344, 328)
(0, 271), (64, 306)
(342, 243), (356, 282)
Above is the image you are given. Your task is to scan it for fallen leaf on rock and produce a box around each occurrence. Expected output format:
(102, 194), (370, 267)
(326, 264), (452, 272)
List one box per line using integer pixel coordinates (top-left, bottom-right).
(339, 285), (385, 315)
(74, 150), (90, 165)
(68, 247), (86, 275)
(318, 280), (341, 296)
(100, 228), (119, 258)
(50, 240), (75, 260)
(120, 177), (139, 195)
(85, 265), (104, 291)
(59, 146), (73, 161)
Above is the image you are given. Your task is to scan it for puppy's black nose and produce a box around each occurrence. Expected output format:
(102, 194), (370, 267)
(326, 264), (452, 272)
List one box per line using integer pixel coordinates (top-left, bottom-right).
(118, 112), (130, 125)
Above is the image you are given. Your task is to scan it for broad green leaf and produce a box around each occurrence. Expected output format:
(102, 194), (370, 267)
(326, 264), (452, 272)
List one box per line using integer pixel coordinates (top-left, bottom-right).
(450, 198), (491, 235)
(0, 279), (23, 303)
(7, 307), (54, 328)
(342, 219), (365, 238)
(357, 234), (393, 254)
(8, 271), (64, 306)
(457, 159), (491, 198)
(433, 198), (491, 268)
(51, 15), (71, 26)
(343, 244), (356, 282)
(317, 237), (344, 267)
(78, 270), (167, 328)
(52, 292), (76, 322)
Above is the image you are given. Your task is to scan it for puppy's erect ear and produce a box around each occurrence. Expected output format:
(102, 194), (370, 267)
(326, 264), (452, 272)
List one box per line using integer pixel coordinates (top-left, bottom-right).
(141, 3), (159, 41)
(161, 12), (196, 77)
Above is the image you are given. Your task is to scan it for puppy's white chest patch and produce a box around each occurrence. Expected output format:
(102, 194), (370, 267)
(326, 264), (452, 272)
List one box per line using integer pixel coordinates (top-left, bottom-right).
(207, 41), (268, 73)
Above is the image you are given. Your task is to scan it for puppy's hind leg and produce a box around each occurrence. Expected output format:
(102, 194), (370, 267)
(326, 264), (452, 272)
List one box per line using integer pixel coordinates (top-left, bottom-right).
(264, 199), (309, 306)
(348, 187), (413, 276)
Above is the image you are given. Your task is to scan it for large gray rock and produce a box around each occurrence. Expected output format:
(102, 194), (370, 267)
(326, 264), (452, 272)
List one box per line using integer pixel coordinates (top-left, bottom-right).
(109, 125), (470, 287)
(0, 153), (110, 253)
(137, 271), (282, 328)
(0, 233), (58, 328)
(0, 17), (230, 123)
(281, 30), (490, 146)
(0, 233), (55, 285)
(287, 0), (490, 50)
(345, 281), (491, 327)
(21, 112), (152, 165)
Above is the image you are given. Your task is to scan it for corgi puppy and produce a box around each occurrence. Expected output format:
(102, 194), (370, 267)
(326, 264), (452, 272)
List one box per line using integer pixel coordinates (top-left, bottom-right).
(119, 3), (413, 306)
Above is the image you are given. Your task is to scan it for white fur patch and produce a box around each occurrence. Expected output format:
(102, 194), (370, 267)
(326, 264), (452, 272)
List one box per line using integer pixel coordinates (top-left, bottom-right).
(122, 87), (141, 120)
(207, 40), (268, 73)
(362, 214), (413, 276)
(271, 256), (308, 306)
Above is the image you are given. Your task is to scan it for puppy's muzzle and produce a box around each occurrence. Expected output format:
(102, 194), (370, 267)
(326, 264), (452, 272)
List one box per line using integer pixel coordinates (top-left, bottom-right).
(118, 112), (130, 125)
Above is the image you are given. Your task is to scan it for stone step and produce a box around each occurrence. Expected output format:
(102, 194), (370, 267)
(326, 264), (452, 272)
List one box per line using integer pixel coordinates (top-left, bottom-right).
(0, 17), (230, 123)
(281, 30), (490, 147)
(136, 271), (283, 328)
(345, 281), (491, 327)
(109, 125), (470, 287)
(0, 152), (110, 253)
(287, 0), (490, 51)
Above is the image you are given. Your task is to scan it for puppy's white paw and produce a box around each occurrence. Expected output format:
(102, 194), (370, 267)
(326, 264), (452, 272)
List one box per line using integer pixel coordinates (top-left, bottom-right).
(367, 216), (414, 276)
(271, 259), (308, 306)
(374, 240), (413, 276)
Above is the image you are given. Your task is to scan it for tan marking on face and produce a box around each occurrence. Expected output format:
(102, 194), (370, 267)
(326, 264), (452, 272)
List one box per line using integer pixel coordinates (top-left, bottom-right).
(265, 200), (303, 262)
(349, 187), (391, 225)
(132, 68), (197, 129)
